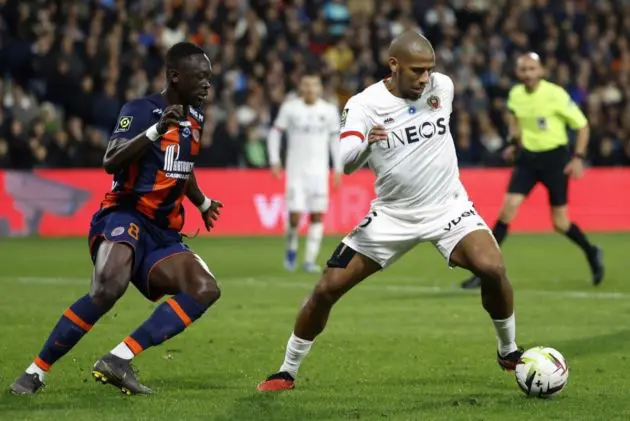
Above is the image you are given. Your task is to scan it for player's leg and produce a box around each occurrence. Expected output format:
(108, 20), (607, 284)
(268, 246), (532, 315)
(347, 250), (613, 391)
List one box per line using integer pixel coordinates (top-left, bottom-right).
(258, 208), (417, 391)
(285, 181), (306, 271)
(448, 229), (522, 371)
(302, 185), (328, 273)
(461, 161), (536, 289)
(257, 245), (381, 391)
(10, 240), (133, 394)
(542, 156), (604, 285)
(285, 211), (302, 271)
(93, 247), (219, 395)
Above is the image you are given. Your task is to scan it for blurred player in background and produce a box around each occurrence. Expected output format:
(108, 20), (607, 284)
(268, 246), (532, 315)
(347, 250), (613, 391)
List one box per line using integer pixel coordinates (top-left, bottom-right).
(10, 42), (223, 396)
(267, 71), (342, 273)
(461, 53), (605, 289)
(258, 32), (522, 392)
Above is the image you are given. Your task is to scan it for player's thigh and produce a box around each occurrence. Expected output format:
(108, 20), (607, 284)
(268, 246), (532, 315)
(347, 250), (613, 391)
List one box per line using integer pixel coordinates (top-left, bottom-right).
(343, 208), (419, 269)
(312, 242), (381, 303)
(507, 159), (537, 198)
(306, 180), (329, 215)
(143, 245), (219, 303)
(88, 211), (147, 296)
(286, 181), (307, 214)
(432, 202), (498, 269)
(539, 163), (569, 207)
(448, 230), (505, 279)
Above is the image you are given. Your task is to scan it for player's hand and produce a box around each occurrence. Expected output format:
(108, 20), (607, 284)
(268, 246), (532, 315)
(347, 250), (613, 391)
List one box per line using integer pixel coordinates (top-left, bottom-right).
(271, 164), (282, 179)
(367, 125), (388, 144)
(564, 157), (584, 179)
(502, 145), (517, 163)
(202, 199), (223, 231)
(333, 172), (342, 189)
(157, 105), (185, 134)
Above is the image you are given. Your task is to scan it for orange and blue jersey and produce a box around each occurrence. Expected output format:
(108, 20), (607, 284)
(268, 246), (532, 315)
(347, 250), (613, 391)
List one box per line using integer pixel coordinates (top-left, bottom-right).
(88, 93), (205, 302)
(99, 93), (203, 232)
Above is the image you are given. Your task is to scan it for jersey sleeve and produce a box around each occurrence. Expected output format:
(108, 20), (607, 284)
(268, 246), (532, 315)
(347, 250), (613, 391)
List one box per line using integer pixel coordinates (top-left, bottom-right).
(109, 100), (153, 141)
(339, 97), (370, 142)
(272, 101), (291, 131)
(506, 87), (517, 113)
(555, 88), (588, 129)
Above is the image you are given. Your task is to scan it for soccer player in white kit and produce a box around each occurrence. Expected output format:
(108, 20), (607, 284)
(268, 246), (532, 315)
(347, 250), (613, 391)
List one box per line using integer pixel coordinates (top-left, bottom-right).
(267, 72), (343, 273)
(257, 31), (522, 392)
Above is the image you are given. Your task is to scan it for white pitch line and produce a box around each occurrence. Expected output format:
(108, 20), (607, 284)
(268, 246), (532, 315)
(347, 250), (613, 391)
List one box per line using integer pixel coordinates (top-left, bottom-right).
(2, 276), (628, 300)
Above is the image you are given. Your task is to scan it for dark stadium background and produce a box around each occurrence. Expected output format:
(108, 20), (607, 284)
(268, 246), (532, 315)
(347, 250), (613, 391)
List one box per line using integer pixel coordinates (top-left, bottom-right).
(1, 0), (630, 170)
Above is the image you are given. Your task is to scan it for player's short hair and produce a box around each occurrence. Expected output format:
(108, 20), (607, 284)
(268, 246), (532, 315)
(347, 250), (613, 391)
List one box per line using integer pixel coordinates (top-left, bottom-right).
(165, 42), (207, 70)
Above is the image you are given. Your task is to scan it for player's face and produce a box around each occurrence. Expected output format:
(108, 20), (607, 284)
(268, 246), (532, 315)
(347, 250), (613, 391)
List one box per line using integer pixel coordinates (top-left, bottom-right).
(175, 54), (212, 108)
(516, 57), (542, 88)
(299, 76), (322, 103)
(392, 52), (435, 101)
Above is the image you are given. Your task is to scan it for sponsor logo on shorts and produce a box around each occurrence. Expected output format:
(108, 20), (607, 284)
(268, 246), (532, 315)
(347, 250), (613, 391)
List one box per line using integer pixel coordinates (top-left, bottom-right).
(111, 226), (125, 236)
(443, 209), (477, 232)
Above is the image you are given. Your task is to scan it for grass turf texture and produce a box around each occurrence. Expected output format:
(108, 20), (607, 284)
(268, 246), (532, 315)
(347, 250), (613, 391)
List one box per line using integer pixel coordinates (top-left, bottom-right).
(0, 234), (629, 421)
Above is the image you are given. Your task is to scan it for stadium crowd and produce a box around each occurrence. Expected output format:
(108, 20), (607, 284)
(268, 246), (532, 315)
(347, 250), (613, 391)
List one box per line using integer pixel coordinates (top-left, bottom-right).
(1, 0), (630, 169)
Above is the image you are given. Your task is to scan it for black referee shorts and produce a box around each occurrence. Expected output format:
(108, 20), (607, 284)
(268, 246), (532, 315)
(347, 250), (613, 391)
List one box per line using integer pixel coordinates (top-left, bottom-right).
(507, 146), (570, 207)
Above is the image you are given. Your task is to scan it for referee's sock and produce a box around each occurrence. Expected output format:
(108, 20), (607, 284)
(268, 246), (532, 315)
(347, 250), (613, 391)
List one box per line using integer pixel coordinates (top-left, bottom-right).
(492, 221), (509, 246)
(564, 223), (594, 254)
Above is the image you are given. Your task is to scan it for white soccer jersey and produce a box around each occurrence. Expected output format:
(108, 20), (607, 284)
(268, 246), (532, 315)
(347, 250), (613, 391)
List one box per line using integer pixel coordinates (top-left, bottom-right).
(270, 98), (341, 177)
(340, 72), (466, 212)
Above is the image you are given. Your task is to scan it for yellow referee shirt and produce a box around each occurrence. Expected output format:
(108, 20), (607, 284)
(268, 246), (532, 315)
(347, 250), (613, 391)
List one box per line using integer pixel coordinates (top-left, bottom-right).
(507, 80), (588, 152)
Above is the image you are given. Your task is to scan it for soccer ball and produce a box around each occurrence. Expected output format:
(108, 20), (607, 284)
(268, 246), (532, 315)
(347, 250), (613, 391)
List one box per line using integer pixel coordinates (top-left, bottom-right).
(515, 346), (569, 398)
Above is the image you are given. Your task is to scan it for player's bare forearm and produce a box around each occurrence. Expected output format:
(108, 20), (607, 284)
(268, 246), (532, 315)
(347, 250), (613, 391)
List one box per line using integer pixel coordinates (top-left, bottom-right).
(574, 124), (590, 156)
(102, 134), (152, 174)
(185, 171), (206, 207)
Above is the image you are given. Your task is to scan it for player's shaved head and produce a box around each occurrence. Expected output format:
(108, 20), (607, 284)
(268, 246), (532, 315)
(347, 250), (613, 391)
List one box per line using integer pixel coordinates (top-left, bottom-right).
(388, 31), (435, 61)
(386, 31), (435, 100)
(516, 52), (544, 90)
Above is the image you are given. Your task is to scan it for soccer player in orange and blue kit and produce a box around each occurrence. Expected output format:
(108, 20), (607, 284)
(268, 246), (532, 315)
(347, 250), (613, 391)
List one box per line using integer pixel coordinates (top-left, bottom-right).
(10, 42), (223, 395)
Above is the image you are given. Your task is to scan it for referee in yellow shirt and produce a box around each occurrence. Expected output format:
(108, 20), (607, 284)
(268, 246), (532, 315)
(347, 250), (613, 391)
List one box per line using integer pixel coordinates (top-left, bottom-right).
(461, 52), (604, 289)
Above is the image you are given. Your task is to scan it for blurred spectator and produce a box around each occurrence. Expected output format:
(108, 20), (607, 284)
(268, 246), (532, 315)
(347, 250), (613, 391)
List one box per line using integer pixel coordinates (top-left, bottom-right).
(0, 0), (629, 169)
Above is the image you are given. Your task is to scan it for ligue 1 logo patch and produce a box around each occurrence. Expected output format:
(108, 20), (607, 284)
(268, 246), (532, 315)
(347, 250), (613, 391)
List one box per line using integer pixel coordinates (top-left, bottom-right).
(192, 128), (200, 142)
(427, 95), (440, 110)
(340, 108), (348, 128)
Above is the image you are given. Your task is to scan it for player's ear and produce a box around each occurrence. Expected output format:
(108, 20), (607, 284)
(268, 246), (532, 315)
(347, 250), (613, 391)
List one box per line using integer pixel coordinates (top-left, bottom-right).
(388, 57), (398, 74)
(168, 68), (179, 84)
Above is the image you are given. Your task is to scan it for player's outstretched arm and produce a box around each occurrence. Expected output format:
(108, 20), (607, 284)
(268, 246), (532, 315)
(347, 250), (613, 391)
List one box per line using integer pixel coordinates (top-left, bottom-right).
(103, 105), (185, 174)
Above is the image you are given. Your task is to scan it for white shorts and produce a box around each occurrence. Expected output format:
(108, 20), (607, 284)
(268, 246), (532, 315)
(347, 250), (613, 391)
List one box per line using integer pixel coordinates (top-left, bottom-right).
(286, 175), (329, 213)
(342, 201), (491, 268)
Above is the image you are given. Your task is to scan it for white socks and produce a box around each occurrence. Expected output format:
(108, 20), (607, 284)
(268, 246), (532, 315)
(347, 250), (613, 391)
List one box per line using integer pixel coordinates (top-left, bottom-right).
(305, 222), (324, 265)
(287, 226), (298, 253)
(492, 313), (518, 356)
(279, 332), (314, 378)
(26, 363), (46, 381)
(111, 342), (135, 360)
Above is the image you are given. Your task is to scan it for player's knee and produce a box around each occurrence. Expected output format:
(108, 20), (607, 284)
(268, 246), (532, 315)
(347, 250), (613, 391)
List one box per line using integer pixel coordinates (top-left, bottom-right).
(91, 268), (128, 308)
(475, 258), (507, 284)
(311, 271), (343, 306)
(551, 215), (570, 233)
(189, 276), (221, 307)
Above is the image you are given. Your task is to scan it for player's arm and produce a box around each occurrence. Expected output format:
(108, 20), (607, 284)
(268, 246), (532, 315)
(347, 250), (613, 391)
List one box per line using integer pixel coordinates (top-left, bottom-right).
(103, 104), (184, 174)
(557, 90), (590, 178)
(328, 106), (343, 185)
(339, 101), (381, 174)
(186, 170), (222, 230)
(267, 103), (290, 178)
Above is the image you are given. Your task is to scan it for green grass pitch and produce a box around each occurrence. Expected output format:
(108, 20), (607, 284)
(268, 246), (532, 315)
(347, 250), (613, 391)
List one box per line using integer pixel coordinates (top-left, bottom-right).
(0, 234), (629, 421)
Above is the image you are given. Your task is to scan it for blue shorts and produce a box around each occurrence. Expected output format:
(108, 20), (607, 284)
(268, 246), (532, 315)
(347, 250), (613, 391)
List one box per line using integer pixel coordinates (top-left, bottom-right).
(88, 208), (190, 301)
